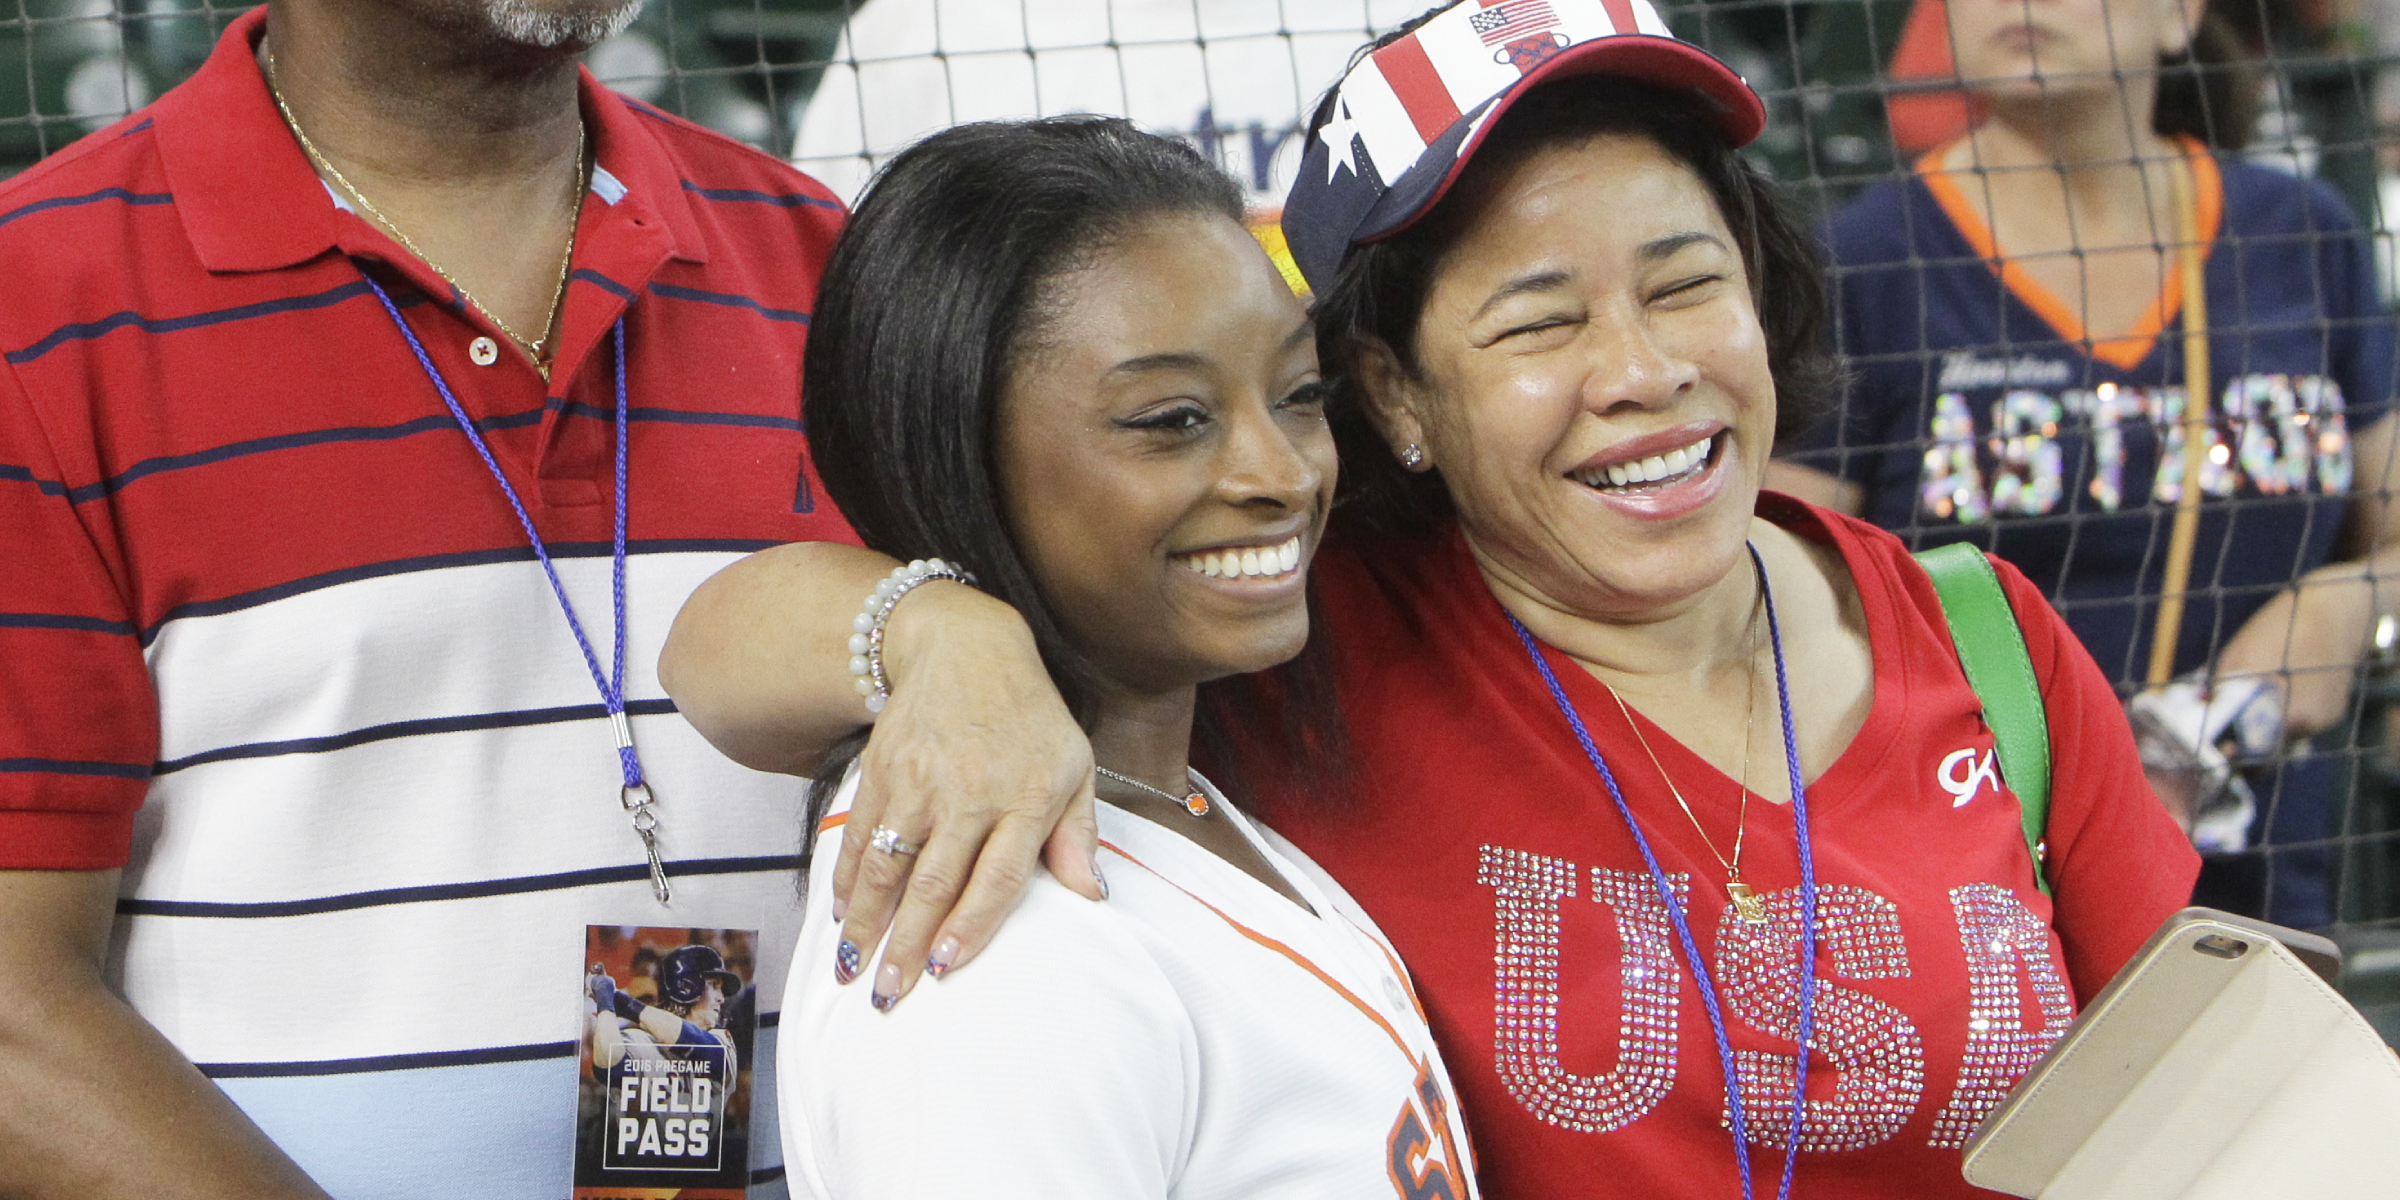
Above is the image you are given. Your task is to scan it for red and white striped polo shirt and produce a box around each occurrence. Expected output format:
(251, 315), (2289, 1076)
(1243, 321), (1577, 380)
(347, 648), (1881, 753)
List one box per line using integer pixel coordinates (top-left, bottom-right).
(0, 9), (852, 1196)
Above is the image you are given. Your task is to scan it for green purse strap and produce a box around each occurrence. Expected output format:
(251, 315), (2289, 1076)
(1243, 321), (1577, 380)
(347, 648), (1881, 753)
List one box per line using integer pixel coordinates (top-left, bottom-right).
(1914, 542), (2053, 896)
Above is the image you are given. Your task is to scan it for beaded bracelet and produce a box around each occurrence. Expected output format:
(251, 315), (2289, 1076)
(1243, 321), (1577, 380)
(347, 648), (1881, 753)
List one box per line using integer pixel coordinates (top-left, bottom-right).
(850, 558), (975, 714)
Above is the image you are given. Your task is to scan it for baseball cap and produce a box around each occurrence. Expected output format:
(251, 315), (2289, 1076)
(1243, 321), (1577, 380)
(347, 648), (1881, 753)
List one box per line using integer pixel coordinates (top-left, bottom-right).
(1283, 0), (1765, 295)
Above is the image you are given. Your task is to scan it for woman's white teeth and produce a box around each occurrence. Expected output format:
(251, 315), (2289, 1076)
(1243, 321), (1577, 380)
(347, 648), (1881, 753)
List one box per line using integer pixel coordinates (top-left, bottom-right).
(1579, 435), (1714, 490)
(1185, 535), (1303, 579)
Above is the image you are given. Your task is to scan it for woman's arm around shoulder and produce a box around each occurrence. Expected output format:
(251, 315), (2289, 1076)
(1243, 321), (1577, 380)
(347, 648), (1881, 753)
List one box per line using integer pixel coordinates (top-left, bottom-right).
(1985, 555), (2199, 1001)
(660, 541), (1102, 1011)
(780, 850), (1194, 1200)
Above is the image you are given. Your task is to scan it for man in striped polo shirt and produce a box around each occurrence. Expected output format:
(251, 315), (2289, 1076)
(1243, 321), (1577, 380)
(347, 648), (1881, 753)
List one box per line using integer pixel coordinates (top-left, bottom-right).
(0, 0), (853, 1195)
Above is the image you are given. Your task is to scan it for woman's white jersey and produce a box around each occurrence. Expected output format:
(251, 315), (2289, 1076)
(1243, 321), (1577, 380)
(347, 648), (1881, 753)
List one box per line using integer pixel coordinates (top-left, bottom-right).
(779, 772), (1479, 1199)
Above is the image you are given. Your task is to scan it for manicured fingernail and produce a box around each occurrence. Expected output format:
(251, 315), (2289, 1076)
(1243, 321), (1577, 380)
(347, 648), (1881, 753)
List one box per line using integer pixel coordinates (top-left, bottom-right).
(834, 940), (861, 985)
(1093, 866), (1110, 900)
(870, 963), (902, 1012)
(926, 935), (960, 979)
(831, 895), (848, 921)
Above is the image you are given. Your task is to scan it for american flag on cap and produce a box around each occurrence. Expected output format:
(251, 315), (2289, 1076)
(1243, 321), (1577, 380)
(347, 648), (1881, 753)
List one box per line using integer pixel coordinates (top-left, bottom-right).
(1282, 0), (1763, 295)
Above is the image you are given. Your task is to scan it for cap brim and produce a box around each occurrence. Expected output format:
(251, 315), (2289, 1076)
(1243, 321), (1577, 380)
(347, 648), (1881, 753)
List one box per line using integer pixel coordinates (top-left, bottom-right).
(1354, 35), (1765, 250)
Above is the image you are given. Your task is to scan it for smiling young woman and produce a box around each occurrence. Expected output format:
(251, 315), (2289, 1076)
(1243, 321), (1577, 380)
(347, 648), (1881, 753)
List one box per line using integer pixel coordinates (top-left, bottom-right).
(991, 211), (1326, 706)
(749, 117), (1476, 1199)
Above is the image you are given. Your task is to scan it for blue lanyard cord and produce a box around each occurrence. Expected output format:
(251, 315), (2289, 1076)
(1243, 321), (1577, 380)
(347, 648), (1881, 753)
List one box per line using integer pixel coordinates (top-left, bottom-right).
(1506, 613), (1760, 1200)
(359, 272), (670, 902)
(605, 320), (637, 788)
(1505, 542), (1819, 1200)
(1757, 541), (1822, 1200)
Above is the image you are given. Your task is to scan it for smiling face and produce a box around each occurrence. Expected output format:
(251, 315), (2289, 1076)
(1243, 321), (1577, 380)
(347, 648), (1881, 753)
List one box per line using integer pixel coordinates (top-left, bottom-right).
(1946, 0), (2198, 104)
(1366, 131), (1774, 622)
(995, 212), (1334, 699)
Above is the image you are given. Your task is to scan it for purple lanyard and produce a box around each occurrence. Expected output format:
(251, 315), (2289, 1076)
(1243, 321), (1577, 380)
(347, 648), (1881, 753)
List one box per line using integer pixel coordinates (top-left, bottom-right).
(360, 273), (671, 903)
(1506, 542), (1819, 1200)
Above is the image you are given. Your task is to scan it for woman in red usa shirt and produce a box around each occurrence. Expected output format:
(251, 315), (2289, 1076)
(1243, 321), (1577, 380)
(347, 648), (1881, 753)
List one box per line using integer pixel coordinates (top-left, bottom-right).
(1776, 0), (2400, 927)
(660, 2), (2198, 1197)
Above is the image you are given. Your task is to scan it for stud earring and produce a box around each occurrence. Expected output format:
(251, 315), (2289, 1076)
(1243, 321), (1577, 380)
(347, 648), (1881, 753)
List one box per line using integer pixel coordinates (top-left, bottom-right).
(1399, 443), (1425, 469)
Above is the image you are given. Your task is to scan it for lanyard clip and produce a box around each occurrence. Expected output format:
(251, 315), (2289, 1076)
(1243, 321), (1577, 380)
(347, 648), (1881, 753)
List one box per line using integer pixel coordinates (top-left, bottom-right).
(621, 781), (670, 903)
(621, 780), (655, 816)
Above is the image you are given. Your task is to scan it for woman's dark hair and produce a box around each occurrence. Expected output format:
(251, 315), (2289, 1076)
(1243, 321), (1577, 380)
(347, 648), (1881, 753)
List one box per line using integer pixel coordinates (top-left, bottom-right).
(1307, 70), (1841, 536)
(801, 116), (1339, 843)
(2154, 11), (2258, 151)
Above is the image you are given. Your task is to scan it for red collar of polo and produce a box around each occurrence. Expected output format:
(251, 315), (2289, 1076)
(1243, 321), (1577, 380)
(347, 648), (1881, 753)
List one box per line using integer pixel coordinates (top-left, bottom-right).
(151, 6), (709, 276)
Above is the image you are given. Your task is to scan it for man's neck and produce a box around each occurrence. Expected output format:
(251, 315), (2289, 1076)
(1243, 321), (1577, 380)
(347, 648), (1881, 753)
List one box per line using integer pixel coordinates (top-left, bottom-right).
(261, 0), (595, 362)
(262, 1), (586, 190)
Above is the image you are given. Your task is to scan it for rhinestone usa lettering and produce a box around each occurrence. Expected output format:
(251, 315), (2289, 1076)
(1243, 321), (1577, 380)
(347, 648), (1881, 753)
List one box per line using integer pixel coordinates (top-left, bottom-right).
(1712, 884), (1926, 1152)
(1476, 846), (1684, 1133)
(1928, 884), (2075, 1147)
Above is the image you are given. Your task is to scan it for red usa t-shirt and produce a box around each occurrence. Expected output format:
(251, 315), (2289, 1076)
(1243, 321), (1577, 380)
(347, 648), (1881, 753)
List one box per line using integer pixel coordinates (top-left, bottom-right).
(1260, 493), (2197, 1199)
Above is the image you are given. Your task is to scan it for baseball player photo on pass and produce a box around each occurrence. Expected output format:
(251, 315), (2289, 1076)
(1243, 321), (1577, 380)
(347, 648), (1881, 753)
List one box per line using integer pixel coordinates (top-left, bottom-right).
(574, 925), (759, 1199)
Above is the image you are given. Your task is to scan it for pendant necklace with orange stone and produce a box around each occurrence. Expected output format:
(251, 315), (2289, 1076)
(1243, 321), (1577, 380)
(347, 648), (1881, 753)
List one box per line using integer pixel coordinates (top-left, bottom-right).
(1603, 578), (1771, 925)
(1095, 765), (1213, 818)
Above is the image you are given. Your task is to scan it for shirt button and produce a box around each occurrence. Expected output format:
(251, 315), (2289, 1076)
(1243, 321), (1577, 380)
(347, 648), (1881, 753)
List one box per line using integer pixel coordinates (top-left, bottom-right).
(1384, 978), (1409, 1010)
(468, 336), (500, 366)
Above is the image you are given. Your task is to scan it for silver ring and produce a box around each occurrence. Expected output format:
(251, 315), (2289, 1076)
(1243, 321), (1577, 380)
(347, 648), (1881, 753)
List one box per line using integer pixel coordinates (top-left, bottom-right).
(869, 825), (921, 856)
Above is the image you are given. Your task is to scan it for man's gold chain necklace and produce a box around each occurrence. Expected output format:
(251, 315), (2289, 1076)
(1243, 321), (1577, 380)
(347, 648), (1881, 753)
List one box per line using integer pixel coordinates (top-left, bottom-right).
(263, 47), (583, 374)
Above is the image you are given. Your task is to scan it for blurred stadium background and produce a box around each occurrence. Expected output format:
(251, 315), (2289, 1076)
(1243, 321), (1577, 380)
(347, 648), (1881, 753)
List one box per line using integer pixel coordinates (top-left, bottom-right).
(6, 0), (2398, 1038)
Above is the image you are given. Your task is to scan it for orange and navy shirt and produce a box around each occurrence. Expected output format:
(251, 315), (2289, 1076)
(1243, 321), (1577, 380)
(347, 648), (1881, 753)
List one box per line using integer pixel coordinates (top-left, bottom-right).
(1794, 142), (2397, 686)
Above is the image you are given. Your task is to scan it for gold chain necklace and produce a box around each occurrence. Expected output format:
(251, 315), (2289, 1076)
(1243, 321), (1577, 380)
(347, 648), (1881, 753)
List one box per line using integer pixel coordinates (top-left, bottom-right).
(263, 47), (583, 376)
(1601, 580), (1771, 925)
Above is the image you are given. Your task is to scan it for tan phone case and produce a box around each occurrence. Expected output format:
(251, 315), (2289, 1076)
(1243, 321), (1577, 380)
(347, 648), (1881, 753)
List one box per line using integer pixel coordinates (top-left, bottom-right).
(1961, 907), (2400, 1199)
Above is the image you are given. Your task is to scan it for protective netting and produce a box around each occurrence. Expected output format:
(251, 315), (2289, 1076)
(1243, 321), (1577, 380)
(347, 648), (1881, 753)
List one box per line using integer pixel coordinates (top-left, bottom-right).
(6, 0), (2398, 1027)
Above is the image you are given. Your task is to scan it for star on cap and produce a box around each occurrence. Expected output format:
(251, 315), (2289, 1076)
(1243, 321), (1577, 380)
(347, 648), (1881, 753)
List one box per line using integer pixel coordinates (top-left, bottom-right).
(1319, 97), (1365, 185)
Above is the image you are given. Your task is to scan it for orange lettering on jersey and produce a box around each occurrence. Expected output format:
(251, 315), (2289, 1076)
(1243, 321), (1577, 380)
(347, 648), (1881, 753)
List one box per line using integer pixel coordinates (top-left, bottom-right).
(1386, 1062), (1467, 1200)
